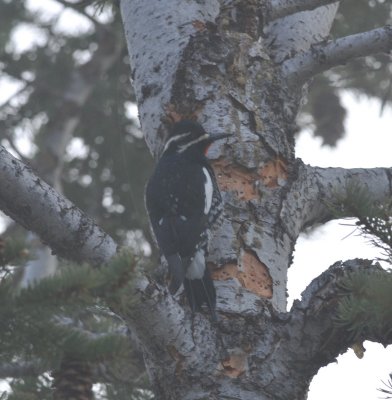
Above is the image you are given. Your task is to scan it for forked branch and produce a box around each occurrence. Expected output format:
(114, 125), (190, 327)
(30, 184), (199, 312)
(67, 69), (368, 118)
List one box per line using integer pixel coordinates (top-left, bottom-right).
(281, 161), (392, 237)
(286, 259), (392, 376)
(266, 0), (340, 22)
(282, 25), (392, 86)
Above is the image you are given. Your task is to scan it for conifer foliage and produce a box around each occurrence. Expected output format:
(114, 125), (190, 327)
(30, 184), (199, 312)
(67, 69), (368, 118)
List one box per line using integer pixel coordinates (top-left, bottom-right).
(0, 239), (149, 398)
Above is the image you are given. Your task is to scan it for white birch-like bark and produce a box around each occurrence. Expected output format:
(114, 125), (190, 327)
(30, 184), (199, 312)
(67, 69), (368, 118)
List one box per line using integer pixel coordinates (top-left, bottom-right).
(265, 2), (339, 62)
(120, 0), (221, 157)
(119, 0), (343, 312)
(282, 25), (392, 86)
(1, 0), (391, 398)
(116, 0), (392, 399)
(282, 162), (392, 237)
(0, 146), (117, 264)
(266, 0), (340, 21)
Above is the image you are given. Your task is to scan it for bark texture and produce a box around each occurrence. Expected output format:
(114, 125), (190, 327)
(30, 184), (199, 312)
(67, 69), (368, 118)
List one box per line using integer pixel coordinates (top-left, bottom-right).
(266, 0), (339, 21)
(283, 25), (392, 86)
(1, 0), (391, 399)
(0, 146), (117, 265)
(117, 0), (392, 399)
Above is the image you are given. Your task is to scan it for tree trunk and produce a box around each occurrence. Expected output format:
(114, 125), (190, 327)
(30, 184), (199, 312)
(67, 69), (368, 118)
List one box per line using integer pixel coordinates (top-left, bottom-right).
(118, 0), (392, 399)
(1, 1), (391, 399)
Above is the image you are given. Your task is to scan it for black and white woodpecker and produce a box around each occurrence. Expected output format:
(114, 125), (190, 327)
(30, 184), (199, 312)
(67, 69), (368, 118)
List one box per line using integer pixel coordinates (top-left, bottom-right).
(145, 120), (229, 318)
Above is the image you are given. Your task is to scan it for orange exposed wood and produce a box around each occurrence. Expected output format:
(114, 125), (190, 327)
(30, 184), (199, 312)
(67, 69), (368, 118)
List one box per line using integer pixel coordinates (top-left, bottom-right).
(210, 262), (238, 280)
(192, 20), (206, 31)
(212, 157), (288, 200)
(164, 105), (184, 124)
(212, 159), (259, 201)
(211, 250), (272, 298)
(239, 250), (273, 298)
(221, 350), (248, 378)
(167, 345), (185, 375)
(164, 104), (203, 125)
(259, 157), (288, 188)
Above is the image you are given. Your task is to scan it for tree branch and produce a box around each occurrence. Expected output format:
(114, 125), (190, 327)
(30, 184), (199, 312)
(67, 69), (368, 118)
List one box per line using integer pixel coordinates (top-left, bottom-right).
(0, 361), (43, 379)
(281, 161), (392, 238)
(54, 0), (105, 29)
(0, 145), (117, 265)
(0, 145), (197, 372)
(119, 275), (221, 399)
(265, 2), (339, 63)
(285, 259), (392, 378)
(265, 0), (340, 22)
(282, 25), (392, 86)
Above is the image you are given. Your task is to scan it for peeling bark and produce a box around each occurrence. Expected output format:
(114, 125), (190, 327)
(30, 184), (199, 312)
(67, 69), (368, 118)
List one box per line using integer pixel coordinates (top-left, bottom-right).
(0, 0), (390, 399)
(117, 1), (392, 398)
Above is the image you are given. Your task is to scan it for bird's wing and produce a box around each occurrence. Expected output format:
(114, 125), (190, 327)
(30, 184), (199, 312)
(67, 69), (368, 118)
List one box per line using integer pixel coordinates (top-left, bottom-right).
(203, 162), (223, 228)
(145, 159), (210, 292)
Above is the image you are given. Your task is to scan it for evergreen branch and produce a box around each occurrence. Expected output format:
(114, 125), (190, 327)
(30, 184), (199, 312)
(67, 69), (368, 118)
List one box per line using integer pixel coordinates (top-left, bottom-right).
(0, 361), (43, 379)
(265, 0), (340, 22)
(0, 254), (136, 367)
(54, 0), (106, 28)
(52, 358), (94, 400)
(335, 269), (392, 344)
(53, 327), (130, 363)
(287, 259), (392, 376)
(0, 236), (29, 267)
(282, 25), (392, 86)
(0, 145), (117, 265)
(379, 374), (392, 399)
(329, 183), (392, 262)
(10, 251), (137, 309)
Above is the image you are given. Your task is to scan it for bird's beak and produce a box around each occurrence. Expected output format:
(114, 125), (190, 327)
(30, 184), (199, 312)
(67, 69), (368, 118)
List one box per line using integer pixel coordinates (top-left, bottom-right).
(208, 132), (231, 142)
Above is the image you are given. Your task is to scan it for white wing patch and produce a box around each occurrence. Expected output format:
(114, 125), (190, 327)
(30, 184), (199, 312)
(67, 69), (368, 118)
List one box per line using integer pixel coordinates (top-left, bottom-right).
(202, 167), (213, 215)
(185, 249), (205, 279)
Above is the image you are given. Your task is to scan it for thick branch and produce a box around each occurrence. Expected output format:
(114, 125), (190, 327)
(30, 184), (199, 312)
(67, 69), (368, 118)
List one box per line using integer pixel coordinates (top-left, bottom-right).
(0, 361), (43, 379)
(120, 276), (221, 399)
(0, 147), (199, 379)
(0, 145), (117, 265)
(281, 161), (392, 238)
(285, 259), (392, 378)
(282, 25), (392, 86)
(265, 2), (339, 63)
(265, 0), (339, 22)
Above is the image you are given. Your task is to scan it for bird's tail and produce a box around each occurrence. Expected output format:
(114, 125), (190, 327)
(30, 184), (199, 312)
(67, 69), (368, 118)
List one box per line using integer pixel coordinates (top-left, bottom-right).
(184, 268), (217, 321)
(166, 253), (185, 295)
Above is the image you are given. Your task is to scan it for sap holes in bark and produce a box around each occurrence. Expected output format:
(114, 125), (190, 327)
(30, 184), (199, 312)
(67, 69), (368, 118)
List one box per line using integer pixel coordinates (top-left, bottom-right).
(212, 249), (273, 299)
(212, 159), (260, 201)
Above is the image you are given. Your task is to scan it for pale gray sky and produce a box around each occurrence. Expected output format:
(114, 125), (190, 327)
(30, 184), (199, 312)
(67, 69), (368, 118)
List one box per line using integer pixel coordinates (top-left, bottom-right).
(293, 93), (392, 400)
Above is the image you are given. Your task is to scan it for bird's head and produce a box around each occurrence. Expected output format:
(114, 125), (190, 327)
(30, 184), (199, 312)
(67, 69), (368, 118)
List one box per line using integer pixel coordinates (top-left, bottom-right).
(163, 120), (229, 155)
